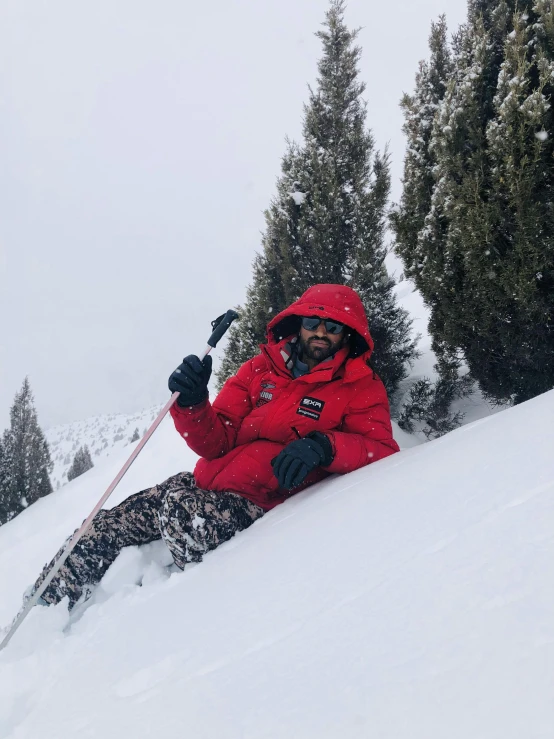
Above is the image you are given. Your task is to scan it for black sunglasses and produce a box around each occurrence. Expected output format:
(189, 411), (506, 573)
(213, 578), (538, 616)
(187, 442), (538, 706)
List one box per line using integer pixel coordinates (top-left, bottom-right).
(300, 316), (345, 335)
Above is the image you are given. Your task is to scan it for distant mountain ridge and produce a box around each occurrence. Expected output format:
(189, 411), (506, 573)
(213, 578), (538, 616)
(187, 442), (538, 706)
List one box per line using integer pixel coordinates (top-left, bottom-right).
(45, 405), (164, 490)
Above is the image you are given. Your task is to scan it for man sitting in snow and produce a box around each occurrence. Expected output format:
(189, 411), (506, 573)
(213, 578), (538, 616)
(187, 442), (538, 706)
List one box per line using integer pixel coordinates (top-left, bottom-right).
(33, 284), (399, 608)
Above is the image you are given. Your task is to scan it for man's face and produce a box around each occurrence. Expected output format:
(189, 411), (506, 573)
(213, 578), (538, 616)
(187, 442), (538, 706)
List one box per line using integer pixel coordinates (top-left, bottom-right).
(298, 316), (348, 366)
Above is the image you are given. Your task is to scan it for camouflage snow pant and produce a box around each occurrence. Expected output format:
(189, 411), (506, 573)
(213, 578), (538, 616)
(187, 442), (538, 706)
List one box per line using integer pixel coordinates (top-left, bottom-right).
(34, 472), (265, 608)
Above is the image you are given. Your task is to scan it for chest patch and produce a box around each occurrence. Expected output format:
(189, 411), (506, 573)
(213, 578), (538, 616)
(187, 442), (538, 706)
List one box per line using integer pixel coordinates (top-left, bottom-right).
(256, 389), (274, 408)
(296, 396), (325, 420)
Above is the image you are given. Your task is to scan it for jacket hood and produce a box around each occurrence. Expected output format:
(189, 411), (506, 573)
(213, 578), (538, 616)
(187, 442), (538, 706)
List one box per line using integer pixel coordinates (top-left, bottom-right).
(266, 284), (374, 360)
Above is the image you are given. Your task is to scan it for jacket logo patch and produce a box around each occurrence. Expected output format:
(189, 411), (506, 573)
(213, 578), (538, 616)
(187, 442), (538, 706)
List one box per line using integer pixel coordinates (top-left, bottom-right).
(296, 396), (325, 420)
(256, 390), (274, 408)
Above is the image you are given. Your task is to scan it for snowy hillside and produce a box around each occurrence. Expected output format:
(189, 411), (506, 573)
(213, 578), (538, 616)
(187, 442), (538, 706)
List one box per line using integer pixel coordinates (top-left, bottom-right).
(46, 405), (163, 490)
(1, 389), (553, 738)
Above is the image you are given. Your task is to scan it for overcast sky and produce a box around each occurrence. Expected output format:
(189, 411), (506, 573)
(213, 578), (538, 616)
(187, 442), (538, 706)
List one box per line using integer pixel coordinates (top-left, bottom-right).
(0, 0), (468, 430)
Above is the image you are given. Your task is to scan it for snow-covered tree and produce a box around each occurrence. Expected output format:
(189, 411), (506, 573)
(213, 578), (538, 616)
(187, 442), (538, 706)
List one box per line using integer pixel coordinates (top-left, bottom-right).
(397, 347), (474, 439)
(67, 445), (94, 482)
(390, 16), (478, 425)
(0, 436), (9, 524)
(130, 427), (140, 443)
(390, 16), (452, 285)
(218, 0), (416, 395)
(394, 0), (554, 405)
(480, 3), (554, 401)
(0, 378), (53, 525)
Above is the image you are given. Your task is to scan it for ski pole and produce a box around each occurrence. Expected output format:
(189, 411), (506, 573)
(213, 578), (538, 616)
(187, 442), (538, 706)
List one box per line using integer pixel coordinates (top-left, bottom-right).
(0, 309), (239, 652)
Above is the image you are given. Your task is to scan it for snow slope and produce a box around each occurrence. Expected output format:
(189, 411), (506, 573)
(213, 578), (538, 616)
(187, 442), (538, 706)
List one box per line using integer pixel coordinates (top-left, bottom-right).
(1, 391), (553, 738)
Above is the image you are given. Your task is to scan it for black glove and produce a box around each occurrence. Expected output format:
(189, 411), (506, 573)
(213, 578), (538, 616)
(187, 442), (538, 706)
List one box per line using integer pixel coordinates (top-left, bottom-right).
(168, 355), (212, 407)
(271, 432), (334, 490)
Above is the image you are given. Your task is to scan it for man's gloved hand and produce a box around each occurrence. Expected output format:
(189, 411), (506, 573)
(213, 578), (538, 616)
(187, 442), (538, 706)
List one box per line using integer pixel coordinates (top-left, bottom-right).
(168, 355), (212, 408)
(271, 432), (334, 490)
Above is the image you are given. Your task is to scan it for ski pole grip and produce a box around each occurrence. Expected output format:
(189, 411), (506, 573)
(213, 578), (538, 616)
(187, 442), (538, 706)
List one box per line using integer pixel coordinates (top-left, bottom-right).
(207, 309), (240, 348)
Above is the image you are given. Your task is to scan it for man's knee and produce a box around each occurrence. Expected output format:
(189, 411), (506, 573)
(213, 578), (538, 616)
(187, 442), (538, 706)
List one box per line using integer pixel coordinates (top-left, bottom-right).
(162, 487), (197, 518)
(158, 487), (205, 542)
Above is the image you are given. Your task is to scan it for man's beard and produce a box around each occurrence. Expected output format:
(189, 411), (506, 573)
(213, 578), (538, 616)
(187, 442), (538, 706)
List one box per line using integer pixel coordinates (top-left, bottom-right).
(298, 335), (343, 364)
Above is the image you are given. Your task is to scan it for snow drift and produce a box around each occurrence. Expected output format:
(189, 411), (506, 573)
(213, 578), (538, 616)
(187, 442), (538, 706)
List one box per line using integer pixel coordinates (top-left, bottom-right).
(0, 391), (553, 738)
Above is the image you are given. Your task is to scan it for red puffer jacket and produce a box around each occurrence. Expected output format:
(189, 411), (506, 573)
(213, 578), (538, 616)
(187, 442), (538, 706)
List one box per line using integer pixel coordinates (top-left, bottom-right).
(170, 284), (400, 510)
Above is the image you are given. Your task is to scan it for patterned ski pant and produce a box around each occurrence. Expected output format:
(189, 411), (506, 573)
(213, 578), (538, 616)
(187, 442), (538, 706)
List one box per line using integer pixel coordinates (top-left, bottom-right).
(34, 472), (265, 608)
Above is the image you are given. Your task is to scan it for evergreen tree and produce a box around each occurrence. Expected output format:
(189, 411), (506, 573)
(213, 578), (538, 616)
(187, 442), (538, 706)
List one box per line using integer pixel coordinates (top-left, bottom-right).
(480, 3), (554, 401)
(67, 445), (94, 482)
(0, 436), (8, 524)
(397, 349), (474, 439)
(130, 427), (140, 443)
(0, 378), (53, 525)
(0, 428), (17, 525)
(217, 0), (416, 395)
(391, 16), (452, 284)
(394, 1), (554, 405)
(349, 151), (419, 393)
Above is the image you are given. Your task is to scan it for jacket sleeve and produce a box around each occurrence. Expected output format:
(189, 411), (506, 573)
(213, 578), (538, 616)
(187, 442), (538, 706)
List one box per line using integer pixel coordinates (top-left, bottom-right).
(324, 374), (399, 474)
(169, 357), (258, 460)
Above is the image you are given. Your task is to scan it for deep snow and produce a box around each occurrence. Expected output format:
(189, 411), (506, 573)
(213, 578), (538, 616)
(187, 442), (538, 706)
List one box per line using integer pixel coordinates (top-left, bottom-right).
(1, 390), (553, 738)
